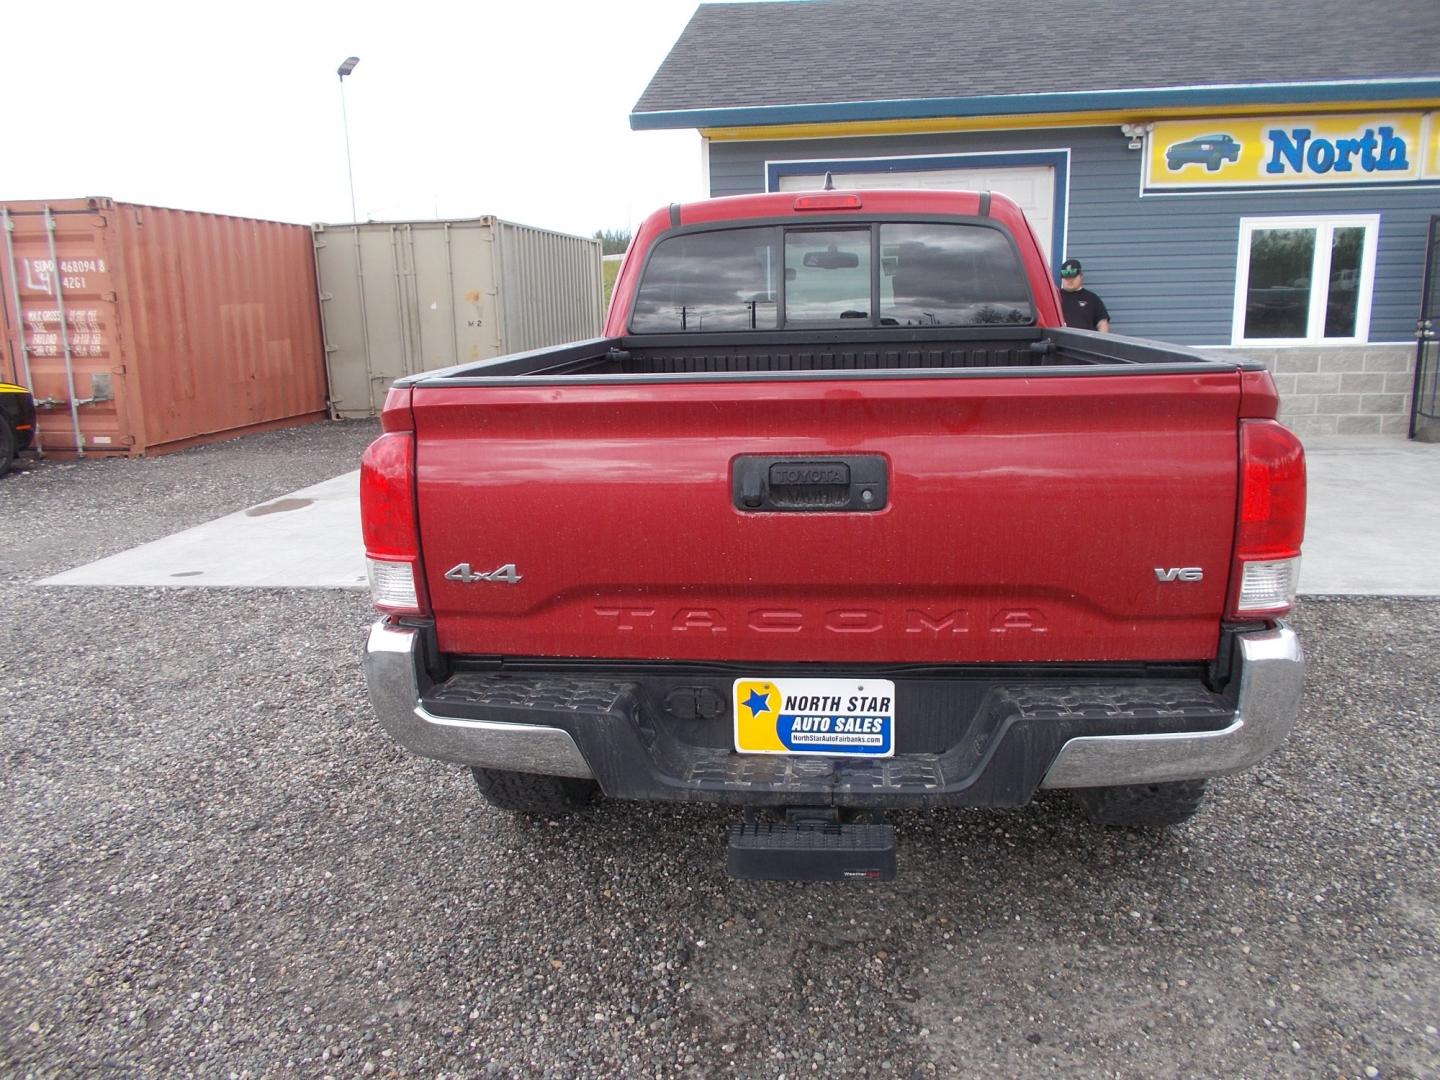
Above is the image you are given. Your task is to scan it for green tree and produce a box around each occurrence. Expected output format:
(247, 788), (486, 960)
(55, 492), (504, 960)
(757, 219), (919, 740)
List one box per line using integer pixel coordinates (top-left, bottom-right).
(593, 228), (632, 256)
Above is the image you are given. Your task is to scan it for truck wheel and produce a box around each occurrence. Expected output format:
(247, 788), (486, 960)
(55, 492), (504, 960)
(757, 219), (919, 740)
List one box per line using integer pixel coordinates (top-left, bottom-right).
(1206, 159), (1222, 171)
(1069, 779), (1208, 827)
(470, 766), (599, 815)
(0, 417), (15, 477)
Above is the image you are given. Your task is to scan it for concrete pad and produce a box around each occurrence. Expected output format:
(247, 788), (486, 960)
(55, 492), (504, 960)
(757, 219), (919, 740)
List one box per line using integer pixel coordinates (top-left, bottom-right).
(38, 472), (367, 590)
(1298, 436), (1440, 596)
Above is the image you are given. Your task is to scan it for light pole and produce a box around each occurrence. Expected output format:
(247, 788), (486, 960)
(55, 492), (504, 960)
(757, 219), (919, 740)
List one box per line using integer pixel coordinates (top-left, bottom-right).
(337, 56), (360, 222)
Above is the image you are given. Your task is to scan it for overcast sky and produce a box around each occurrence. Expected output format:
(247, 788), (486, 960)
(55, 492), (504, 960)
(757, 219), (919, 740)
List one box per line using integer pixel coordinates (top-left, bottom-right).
(0, 0), (708, 237)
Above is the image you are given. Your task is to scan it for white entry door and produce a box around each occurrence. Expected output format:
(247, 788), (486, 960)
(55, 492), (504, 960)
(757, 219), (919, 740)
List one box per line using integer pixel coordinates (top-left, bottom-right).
(777, 165), (1057, 264)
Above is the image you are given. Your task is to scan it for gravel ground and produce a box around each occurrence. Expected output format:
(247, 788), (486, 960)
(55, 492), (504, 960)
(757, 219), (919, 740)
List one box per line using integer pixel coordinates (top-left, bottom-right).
(1, 422), (1438, 1079)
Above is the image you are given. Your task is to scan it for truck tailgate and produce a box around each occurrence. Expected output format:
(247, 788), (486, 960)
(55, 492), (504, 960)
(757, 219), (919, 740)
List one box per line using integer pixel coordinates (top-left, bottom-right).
(412, 372), (1241, 664)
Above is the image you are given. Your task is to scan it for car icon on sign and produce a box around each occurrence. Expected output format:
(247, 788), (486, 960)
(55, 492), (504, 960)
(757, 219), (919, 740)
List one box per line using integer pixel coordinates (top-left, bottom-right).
(1166, 133), (1242, 172)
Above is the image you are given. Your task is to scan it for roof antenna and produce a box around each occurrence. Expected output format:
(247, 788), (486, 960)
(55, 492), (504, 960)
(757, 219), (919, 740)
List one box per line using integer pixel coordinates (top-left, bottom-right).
(823, 171), (835, 191)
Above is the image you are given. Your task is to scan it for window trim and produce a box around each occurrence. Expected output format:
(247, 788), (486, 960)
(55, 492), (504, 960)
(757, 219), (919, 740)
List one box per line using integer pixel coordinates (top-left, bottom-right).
(1230, 214), (1380, 347)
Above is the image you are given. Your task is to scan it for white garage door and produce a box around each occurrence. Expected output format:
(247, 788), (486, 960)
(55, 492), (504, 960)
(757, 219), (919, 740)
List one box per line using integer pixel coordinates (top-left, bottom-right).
(776, 165), (1056, 264)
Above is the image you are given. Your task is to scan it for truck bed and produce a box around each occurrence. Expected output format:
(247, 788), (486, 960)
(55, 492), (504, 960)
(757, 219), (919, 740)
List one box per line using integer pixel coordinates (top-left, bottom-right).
(396, 328), (1254, 385)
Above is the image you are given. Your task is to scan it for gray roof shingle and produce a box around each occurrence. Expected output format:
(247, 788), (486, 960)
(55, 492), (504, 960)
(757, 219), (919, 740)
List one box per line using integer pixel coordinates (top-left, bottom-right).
(633, 0), (1440, 125)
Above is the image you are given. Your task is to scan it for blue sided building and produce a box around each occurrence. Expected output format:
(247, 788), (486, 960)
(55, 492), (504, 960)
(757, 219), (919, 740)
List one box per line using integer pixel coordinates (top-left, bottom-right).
(632, 0), (1440, 438)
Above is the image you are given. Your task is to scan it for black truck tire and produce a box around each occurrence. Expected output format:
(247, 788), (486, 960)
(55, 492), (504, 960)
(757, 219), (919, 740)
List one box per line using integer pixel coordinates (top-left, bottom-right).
(1070, 779), (1209, 827)
(0, 417), (15, 477)
(470, 766), (599, 815)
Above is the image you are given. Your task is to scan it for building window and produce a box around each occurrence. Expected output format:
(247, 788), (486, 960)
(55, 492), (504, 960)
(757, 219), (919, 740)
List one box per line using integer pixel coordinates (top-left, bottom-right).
(1232, 215), (1378, 345)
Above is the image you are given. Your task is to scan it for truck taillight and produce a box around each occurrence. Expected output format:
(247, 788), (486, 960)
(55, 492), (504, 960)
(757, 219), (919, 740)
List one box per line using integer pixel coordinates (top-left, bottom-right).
(1229, 419), (1306, 620)
(360, 431), (428, 616)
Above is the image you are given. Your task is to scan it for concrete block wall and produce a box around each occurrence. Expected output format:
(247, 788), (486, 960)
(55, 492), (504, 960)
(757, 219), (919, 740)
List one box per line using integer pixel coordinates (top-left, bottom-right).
(1196, 345), (1417, 437)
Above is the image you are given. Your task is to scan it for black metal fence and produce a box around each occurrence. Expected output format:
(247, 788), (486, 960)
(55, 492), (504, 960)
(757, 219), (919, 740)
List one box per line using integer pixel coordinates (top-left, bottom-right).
(1410, 215), (1440, 438)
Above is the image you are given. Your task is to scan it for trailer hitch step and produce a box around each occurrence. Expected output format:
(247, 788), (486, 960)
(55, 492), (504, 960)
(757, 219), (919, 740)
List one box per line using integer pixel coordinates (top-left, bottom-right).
(726, 821), (896, 882)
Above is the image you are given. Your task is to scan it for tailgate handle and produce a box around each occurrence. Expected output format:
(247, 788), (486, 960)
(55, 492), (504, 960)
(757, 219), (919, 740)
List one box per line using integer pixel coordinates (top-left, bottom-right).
(731, 456), (888, 513)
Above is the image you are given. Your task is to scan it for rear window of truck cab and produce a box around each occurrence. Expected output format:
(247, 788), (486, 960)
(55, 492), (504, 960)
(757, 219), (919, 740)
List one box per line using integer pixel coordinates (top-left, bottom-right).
(628, 222), (1035, 332)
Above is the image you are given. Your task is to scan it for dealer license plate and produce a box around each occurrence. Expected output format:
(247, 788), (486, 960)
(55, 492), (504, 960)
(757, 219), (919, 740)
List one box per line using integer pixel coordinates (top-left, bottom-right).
(733, 677), (895, 757)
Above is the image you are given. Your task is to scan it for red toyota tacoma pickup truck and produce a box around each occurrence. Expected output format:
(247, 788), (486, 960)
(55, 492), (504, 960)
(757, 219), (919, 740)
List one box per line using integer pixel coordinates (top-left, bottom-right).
(361, 189), (1306, 881)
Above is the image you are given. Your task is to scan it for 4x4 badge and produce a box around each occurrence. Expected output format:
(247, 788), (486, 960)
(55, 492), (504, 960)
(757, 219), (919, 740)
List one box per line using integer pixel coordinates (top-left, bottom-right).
(445, 562), (522, 584)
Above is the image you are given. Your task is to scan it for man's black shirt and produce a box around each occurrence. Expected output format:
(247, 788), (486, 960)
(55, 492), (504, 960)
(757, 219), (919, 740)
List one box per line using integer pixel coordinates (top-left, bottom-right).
(1060, 287), (1109, 330)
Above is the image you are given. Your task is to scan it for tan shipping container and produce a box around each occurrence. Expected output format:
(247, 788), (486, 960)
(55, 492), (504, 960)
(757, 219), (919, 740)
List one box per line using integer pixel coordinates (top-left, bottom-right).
(0, 197), (327, 457)
(313, 217), (603, 418)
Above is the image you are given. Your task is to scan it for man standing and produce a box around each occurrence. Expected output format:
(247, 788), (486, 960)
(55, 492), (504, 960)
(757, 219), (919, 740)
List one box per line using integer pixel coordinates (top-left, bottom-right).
(1058, 258), (1111, 332)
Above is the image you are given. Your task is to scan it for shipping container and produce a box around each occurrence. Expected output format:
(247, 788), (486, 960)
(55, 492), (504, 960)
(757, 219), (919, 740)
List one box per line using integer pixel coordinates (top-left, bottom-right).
(0, 197), (327, 458)
(313, 217), (603, 417)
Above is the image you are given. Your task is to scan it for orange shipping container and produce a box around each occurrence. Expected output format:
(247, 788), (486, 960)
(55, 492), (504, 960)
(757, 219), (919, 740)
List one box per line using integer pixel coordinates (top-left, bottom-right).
(0, 198), (327, 457)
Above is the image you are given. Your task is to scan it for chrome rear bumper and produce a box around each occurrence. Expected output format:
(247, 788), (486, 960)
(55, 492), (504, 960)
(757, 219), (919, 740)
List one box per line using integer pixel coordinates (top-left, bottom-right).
(363, 621), (592, 778)
(1039, 624), (1303, 788)
(364, 619), (1302, 791)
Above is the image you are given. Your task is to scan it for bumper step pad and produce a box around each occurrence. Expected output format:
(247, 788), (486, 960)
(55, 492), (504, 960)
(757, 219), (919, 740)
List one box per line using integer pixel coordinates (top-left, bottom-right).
(727, 821), (897, 882)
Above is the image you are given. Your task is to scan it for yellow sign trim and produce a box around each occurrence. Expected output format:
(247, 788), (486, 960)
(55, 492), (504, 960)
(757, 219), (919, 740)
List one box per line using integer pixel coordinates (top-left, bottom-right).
(700, 99), (1440, 142)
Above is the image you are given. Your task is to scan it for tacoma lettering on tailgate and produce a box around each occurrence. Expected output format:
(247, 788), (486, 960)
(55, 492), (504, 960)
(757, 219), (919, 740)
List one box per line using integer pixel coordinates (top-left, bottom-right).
(590, 606), (1047, 635)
